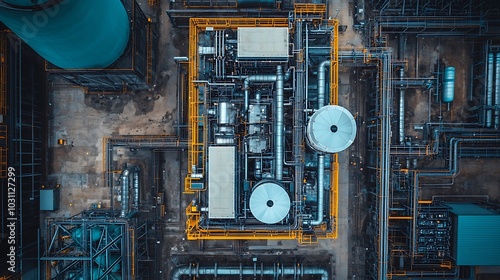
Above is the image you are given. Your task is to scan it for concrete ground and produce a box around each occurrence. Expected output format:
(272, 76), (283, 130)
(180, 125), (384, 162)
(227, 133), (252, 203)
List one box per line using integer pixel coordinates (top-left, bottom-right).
(331, 0), (366, 278)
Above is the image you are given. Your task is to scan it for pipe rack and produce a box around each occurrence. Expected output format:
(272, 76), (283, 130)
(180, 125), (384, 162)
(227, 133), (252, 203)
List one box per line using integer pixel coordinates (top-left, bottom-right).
(183, 11), (343, 243)
(171, 263), (329, 280)
(102, 135), (186, 209)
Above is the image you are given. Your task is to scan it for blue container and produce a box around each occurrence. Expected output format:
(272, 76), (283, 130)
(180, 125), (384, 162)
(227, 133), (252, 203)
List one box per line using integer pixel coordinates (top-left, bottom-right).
(442, 66), (455, 103)
(0, 0), (130, 69)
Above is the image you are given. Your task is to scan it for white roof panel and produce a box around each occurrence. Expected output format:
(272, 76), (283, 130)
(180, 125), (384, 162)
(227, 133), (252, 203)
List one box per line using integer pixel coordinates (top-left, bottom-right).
(237, 27), (289, 59)
(208, 146), (236, 219)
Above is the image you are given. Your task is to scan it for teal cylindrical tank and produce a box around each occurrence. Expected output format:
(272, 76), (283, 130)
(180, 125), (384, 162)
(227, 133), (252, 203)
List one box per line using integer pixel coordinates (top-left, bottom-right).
(442, 66), (455, 103)
(2, 0), (51, 6)
(0, 0), (130, 69)
(70, 227), (103, 243)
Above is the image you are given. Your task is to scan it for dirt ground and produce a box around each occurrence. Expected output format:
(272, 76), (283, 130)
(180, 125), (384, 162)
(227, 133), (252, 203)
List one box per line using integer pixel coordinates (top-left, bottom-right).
(392, 36), (474, 136)
(420, 158), (500, 203)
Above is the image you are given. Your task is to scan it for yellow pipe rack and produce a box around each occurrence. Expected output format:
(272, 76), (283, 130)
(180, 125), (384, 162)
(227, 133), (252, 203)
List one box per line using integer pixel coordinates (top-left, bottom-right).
(185, 13), (340, 242)
(330, 19), (339, 106)
(294, 4), (327, 19)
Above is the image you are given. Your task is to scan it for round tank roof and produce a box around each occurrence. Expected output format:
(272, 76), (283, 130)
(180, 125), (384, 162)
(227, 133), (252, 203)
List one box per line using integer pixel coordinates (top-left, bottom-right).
(250, 181), (290, 224)
(307, 105), (357, 153)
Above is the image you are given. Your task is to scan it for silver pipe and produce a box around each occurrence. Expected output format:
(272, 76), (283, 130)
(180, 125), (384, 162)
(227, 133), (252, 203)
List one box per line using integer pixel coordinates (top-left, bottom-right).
(173, 56), (188, 62)
(495, 52), (500, 129)
(244, 76), (275, 112)
(317, 60), (330, 108)
(275, 65), (284, 180)
(217, 102), (231, 124)
(240, 69), (290, 179)
(399, 67), (405, 144)
(398, 89), (405, 144)
(302, 60), (329, 225)
(392, 78), (434, 87)
(378, 51), (392, 280)
(305, 154), (325, 226)
(305, 22), (309, 111)
(412, 136), (500, 256)
(120, 169), (130, 217)
(243, 71), (291, 112)
(486, 53), (494, 127)
(172, 263), (329, 280)
(244, 141), (248, 181)
(132, 168), (140, 211)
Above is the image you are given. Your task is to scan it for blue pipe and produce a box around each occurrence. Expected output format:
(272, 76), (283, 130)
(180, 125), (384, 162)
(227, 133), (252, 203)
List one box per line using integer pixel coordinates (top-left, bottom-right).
(0, 0), (130, 69)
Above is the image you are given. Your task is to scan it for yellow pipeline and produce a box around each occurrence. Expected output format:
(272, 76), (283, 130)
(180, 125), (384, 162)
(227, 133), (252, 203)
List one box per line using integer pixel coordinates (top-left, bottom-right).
(185, 16), (340, 241)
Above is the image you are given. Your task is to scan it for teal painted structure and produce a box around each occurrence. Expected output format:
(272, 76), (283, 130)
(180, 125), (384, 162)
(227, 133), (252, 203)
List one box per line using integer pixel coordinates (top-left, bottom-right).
(3, 0), (50, 6)
(442, 66), (455, 102)
(446, 203), (500, 266)
(0, 0), (130, 69)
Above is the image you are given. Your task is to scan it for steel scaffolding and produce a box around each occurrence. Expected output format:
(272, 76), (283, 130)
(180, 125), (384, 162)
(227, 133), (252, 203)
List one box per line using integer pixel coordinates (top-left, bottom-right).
(0, 33), (46, 278)
(368, 0), (500, 38)
(371, 0), (487, 17)
(0, 32), (6, 178)
(40, 210), (152, 279)
(0, 31), (6, 116)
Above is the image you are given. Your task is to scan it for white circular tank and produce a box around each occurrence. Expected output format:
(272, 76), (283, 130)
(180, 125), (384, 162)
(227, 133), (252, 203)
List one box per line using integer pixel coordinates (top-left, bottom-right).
(250, 181), (290, 224)
(307, 105), (357, 153)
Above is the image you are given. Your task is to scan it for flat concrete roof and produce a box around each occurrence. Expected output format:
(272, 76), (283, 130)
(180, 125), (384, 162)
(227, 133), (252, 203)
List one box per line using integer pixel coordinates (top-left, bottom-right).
(237, 27), (289, 59)
(208, 146), (236, 219)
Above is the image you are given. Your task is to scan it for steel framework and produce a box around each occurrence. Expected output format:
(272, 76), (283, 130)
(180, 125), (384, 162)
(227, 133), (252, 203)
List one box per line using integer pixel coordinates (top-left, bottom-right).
(183, 4), (341, 242)
(0, 33), (46, 278)
(40, 210), (152, 279)
(0, 32), (5, 178)
(101, 135), (186, 210)
(371, 0), (488, 17)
